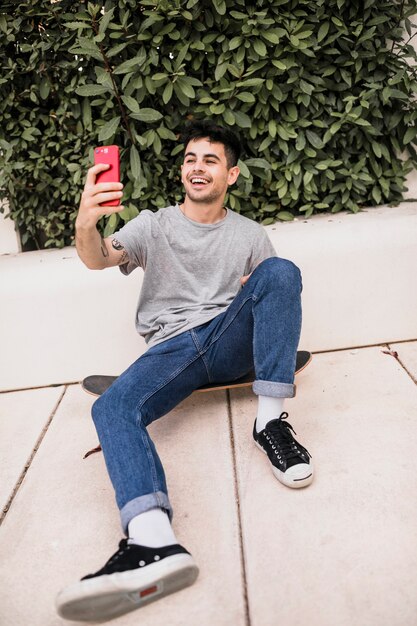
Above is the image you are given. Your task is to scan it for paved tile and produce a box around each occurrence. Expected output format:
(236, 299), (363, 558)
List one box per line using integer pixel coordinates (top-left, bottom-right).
(0, 385), (246, 626)
(0, 386), (64, 513)
(230, 347), (417, 626)
(391, 341), (417, 381)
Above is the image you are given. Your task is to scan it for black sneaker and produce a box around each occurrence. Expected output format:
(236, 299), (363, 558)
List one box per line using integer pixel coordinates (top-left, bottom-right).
(253, 412), (313, 488)
(56, 539), (198, 622)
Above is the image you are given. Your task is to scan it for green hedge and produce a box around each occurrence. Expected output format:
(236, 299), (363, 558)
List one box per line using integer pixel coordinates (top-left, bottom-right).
(1, 0), (417, 249)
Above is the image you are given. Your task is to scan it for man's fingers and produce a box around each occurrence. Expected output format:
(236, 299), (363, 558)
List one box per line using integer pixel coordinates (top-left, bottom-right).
(97, 205), (125, 216)
(240, 273), (252, 286)
(88, 191), (123, 206)
(94, 181), (123, 193)
(84, 163), (110, 187)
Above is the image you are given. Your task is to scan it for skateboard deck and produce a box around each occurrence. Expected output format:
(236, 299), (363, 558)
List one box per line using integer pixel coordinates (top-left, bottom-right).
(82, 350), (312, 398)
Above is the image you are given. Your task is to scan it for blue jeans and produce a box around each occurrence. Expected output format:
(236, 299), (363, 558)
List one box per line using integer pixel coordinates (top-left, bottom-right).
(92, 257), (302, 533)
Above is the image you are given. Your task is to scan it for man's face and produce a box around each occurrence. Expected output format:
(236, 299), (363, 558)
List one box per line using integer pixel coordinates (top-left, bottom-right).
(181, 138), (239, 204)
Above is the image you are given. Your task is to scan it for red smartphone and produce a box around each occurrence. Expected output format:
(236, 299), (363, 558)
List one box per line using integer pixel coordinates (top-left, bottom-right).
(93, 145), (120, 207)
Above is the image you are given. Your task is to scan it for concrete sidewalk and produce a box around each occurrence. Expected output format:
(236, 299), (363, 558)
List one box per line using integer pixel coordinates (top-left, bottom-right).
(1, 342), (416, 626)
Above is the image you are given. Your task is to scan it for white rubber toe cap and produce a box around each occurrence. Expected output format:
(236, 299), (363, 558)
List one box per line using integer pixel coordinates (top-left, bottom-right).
(273, 462), (314, 489)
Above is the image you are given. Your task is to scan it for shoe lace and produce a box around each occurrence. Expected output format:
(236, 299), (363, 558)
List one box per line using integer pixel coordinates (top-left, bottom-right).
(105, 539), (130, 566)
(266, 412), (311, 461)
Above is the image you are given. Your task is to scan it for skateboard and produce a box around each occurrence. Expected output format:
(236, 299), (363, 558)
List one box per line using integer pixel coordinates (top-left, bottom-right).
(81, 350), (312, 398)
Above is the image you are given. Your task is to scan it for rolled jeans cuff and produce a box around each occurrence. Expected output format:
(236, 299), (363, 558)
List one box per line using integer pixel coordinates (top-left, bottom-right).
(120, 491), (173, 535)
(252, 380), (296, 399)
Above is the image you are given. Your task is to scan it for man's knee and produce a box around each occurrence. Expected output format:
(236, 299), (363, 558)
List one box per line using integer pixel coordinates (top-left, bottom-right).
(91, 393), (108, 426)
(91, 387), (128, 427)
(255, 256), (302, 290)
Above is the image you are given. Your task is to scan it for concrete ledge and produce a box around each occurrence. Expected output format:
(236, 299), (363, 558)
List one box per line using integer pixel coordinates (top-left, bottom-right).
(1, 203), (416, 391)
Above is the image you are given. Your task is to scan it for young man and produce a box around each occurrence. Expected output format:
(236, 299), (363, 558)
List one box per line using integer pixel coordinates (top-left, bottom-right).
(56, 120), (313, 622)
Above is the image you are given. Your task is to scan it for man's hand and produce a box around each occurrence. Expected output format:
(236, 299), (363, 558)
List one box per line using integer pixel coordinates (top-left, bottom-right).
(240, 273), (252, 286)
(75, 163), (124, 230)
(74, 163), (128, 270)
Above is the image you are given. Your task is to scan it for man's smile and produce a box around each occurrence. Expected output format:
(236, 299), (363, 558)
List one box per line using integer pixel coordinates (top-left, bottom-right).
(189, 176), (210, 186)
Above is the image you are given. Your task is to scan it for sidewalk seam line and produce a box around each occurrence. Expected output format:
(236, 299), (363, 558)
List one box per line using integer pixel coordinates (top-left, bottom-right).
(0, 385), (68, 526)
(312, 339), (417, 354)
(386, 343), (417, 385)
(0, 381), (79, 395)
(226, 389), (251, 626)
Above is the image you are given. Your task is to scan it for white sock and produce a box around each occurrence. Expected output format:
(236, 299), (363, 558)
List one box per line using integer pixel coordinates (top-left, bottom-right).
(128, 508), (178, 548)
(256, 396), (285, 433)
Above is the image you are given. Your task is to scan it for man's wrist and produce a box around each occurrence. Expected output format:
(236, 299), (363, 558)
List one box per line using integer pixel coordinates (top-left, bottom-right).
(75, 217), (98, 233)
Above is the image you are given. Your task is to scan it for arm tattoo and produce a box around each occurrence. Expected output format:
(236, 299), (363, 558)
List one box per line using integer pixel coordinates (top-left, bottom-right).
(111, 238), (124, 251)
(111, 238), (129, 264)
(100, 235), (109, 258)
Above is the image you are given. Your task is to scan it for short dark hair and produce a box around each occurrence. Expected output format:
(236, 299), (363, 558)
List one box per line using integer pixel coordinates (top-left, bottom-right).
(181, 119), (241, 168)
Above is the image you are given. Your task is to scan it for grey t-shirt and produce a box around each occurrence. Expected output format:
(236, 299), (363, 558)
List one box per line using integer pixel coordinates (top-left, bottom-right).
(114, 204), (276, 346)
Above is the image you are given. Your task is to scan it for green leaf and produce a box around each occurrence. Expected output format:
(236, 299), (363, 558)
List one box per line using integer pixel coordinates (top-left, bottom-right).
(262, 31), (281, 45)
(65, 21), (92, 30)
(303, 171), (313, 185)
(130, 108), (163, 123)
(253, 39), (267, 57)
(130, 145), (142, 179)
(22, 129), (35, 141)
(223, 109), (235, 125)
(233, 110), (252, 129)
(236, 78), (265, 88)
(75, 84), (110, 96)
(98, 116), (121, 141)
(229, 36), (242, 50)
(99, 7), (115, 34)
(246, 158), (271, 169)
(174, 44), (189, 69)
(162, 82), (173, 104)
(236, 92), (256, 103)
(215, 62), (228, 81)
(354, 118), (372, 127)
(238, 159), (251, 178)
(272, 60), (287, 71)
(122, 95), (140, 113)
(213, 0), (226, 15)
(39, 78), (50, 100)
(371, 142), (382, 158)
(306, 130), (323, 149)
(403, 127), (417, 145)
(299, 79), (314, 95)
(103, 213), (118, 237)
(152, 73), (168, 81)
(296, 132), (306, 151)
(176, 77), (195, 99)
(317, 22), (330, 42)
(297, 30), (313, 40)
(277, 211), (294, 221)
(106, 42), (129, 58)
(114, 55), (145, 74)
(371, 186), (382, 204)
(277, 126), (290, 141)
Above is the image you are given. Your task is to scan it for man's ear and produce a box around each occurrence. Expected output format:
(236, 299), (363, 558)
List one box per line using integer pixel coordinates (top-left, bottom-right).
(227, 165), (240, 186)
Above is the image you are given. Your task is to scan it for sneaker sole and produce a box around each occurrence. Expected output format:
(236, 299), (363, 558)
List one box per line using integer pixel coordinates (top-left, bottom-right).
(254, 440), (314, 488)
(56, 553), (198, 622)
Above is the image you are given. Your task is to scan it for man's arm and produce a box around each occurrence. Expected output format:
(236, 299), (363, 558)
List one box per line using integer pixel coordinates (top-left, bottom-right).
(75, 163), (128, 269)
